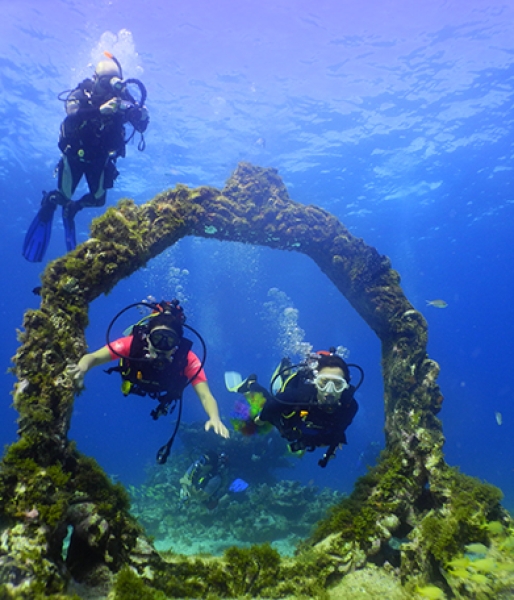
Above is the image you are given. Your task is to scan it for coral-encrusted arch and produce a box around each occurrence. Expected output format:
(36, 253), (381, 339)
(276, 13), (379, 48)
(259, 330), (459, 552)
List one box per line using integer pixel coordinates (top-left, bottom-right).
(2, 163), (505, 597)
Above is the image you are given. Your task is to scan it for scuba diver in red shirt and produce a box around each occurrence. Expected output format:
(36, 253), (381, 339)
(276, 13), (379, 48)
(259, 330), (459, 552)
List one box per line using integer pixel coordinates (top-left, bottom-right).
(23, 52), (149, 262)
(67, 299), (229, 464)
(228, 349), (362, 468)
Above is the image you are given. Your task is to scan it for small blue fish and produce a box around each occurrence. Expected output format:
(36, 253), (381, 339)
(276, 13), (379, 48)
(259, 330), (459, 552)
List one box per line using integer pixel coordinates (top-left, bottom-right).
(229, 478), (249, 493)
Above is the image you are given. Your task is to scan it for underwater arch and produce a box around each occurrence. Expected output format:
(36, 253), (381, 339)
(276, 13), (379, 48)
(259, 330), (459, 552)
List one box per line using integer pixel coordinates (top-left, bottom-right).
(1, 163), (509, 597)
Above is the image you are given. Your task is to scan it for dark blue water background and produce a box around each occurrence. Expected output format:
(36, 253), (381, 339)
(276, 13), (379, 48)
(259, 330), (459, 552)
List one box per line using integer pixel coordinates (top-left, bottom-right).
(1, 1), (513, 509)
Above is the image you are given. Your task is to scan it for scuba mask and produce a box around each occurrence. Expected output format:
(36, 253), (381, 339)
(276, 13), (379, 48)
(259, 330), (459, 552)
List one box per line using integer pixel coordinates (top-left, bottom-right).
(148, 328), (180, 352)
(314, 373), (348, 395)
(92, 74), (118, 98)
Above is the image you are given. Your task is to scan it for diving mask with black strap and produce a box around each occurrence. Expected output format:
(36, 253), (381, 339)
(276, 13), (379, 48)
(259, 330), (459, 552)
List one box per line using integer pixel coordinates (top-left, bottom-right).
(148, 328), (179, 352)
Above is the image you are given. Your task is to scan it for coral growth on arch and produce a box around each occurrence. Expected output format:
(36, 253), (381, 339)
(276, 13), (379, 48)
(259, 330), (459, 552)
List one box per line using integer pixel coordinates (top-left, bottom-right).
(0, 163), (511, 599)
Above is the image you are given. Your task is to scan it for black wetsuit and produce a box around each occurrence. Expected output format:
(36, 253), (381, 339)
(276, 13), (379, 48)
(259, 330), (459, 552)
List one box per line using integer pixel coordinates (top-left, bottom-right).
(181, 454), (229, 509)
(58, 78), (148, 206)
(256, 373), (358, 452)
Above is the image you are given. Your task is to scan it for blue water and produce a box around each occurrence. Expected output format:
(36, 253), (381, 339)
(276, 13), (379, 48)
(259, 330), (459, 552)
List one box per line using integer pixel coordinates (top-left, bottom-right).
(1, 0), (513, 512)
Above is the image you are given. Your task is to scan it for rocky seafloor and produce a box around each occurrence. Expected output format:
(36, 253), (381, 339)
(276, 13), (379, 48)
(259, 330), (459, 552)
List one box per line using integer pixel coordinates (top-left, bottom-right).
(128, 424), (346, 557)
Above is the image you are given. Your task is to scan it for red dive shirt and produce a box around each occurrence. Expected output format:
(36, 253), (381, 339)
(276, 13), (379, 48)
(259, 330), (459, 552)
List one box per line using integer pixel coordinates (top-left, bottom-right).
(106, 336), (207, 386)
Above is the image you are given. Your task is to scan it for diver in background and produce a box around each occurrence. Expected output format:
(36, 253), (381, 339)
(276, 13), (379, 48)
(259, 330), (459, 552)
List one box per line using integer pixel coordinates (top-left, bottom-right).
(229, 350), (360, 468)
(179, 451), (231, 510)
(23, 53), (149, 262)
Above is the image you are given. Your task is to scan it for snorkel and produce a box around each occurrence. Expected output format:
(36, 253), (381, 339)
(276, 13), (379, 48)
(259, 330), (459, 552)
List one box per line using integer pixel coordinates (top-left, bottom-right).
(103, 50), (123, 79)
(102, 50), (147, 106)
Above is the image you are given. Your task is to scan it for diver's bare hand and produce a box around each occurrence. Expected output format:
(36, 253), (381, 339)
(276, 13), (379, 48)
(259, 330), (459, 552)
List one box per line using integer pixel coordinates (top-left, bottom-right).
(66, 363), (86, 389)
(205, 418), (230, 439)
(99, 97), (120, 114)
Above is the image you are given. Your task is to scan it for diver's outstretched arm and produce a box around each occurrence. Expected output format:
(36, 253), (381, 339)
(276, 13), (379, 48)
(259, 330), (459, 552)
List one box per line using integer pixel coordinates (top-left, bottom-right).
(193, 381), (230, 439)
(67, 346), (112, 388)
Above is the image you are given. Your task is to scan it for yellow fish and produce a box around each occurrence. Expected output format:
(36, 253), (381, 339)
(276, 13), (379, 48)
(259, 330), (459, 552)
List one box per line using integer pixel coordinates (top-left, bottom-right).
(465, 543), (488, 555)
(448, 557), (471, 569)
(471, 557), (497, 572)
(469, 573), (489, 584)
(415, 585), (445, 599)
(426, 299), (448, 309)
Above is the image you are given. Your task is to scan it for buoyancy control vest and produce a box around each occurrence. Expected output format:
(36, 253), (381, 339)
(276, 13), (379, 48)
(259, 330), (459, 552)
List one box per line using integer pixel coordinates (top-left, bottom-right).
(274, 370), (357, 446)
(106, 324), (193, 401)
(58, 79), (127, 160)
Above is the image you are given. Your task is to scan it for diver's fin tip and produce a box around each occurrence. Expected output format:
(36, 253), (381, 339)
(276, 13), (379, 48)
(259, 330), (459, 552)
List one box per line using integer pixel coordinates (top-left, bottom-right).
(224, 371), (243, 392)
(22, 204), (56, 262)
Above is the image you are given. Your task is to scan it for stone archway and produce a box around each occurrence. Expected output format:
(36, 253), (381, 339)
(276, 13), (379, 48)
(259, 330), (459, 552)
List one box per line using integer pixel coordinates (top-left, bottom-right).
(0, 163), (507, 597)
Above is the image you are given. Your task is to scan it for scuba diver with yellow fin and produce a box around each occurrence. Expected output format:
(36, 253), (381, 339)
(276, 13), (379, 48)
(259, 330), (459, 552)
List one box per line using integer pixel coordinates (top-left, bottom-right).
(23, 52), (149, 262)
(226, 348), (363, 468)
(67, 299), (229, 465)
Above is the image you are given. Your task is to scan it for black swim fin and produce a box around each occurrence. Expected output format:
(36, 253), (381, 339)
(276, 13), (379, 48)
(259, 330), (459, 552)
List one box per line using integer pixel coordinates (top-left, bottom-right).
(22, 202), (56, 262)
(62, 202), (77, 251)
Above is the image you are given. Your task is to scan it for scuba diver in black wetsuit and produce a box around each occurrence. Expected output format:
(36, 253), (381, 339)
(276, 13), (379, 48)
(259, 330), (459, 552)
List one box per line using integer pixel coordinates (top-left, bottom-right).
(179, 451), (231, 510)
(23, 52), (149, 262)
(228, 349), (362, 468)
